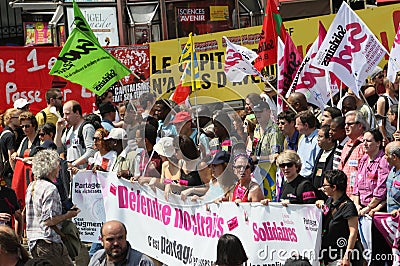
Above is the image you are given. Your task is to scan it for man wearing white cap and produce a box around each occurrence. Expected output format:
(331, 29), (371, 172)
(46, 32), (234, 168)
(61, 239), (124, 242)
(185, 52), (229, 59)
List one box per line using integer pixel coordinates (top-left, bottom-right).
(107, 128), (136, 177)
(13, 98), (30, 112)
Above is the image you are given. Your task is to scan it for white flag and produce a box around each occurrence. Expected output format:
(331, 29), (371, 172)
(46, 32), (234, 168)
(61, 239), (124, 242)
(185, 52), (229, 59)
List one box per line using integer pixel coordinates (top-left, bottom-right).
(277, 37), (285, 114)
(387, 23), (400, 83)
(288, 37), (339, 110)
(311, 2), (387, 97)
(223, 36), (259, 82)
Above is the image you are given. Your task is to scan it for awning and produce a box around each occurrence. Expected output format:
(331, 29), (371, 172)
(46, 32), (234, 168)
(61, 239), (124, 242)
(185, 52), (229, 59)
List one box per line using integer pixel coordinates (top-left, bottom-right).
(9, 0), (61, 11)
(127, 2), (159, 26)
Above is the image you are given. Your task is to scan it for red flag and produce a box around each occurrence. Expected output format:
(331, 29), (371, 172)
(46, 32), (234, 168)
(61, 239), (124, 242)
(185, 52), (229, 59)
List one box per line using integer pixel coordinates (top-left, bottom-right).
(171, 80), (191, 104)
(11, 159), (33, 210)
(254, 0), (287, 70)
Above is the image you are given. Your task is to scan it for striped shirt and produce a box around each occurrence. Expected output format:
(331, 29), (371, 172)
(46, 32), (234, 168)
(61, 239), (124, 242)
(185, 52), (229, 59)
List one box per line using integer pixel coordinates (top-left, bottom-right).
(332, 137), (349, 170)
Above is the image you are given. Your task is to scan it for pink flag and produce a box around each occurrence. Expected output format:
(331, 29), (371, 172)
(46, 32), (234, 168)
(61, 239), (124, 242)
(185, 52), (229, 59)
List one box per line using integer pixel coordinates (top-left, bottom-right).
(311, 2), (387, 98)
(372, 213), (400, 264)
(277, 37), (285, 114)
(287, 22), (339, 110)
(277, 34), (302, 112)
(387, 23), (400, 83)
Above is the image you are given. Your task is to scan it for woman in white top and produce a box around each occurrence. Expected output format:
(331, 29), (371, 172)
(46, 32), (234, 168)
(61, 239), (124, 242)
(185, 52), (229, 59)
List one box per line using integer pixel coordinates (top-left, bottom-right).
(91, 128), (117, 172)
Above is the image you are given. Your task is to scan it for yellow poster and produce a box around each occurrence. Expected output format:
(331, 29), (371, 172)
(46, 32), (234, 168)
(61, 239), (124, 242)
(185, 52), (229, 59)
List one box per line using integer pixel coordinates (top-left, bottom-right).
(210, 6), (229, 21)
(149, 4), (400, 103)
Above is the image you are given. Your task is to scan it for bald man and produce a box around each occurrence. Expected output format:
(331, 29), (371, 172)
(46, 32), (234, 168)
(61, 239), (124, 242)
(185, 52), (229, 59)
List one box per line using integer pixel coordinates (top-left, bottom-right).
(287, 92), (309, 113)
(89, 220), (154, 266)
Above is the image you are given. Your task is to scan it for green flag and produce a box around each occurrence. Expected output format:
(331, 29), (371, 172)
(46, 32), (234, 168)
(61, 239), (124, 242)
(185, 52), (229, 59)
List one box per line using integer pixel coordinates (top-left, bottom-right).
(49, 28), (130, 96)
(73, 0), (99, 45)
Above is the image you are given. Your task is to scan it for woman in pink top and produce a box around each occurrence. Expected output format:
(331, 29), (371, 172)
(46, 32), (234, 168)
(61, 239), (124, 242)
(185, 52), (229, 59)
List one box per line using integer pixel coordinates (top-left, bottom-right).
(353, 129), (390, 216)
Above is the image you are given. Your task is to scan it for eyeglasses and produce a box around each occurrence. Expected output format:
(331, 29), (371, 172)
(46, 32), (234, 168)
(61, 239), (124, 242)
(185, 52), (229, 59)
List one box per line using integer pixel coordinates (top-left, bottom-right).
(11, 116), (19, 119)
(345, 121), (360, 126)
(321, 184), (331, 188)
(21, 124), (32, 129)
(279, 121), (287, 126)
(38, 133), (46, 137)
(377, 74), (384, 79)
(54, 96), (63, 100)
(279, 162), (295, 168)
(233, 165), (251, 170)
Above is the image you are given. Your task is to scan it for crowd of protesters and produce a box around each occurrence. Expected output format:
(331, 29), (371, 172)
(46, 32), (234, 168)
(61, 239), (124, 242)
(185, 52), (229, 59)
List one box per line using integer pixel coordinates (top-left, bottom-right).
(0, 63), (399, 265)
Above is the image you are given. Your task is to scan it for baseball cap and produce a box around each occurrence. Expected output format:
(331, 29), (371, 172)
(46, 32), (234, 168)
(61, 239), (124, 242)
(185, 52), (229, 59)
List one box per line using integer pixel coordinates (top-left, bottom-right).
(99, 102), (116, 115)
(252, 101), (270, 112)
(14, 98), (29, 109)
(170, 111), (192, 124)
(105, 128), (127, 140)
(209, 150), (230, 165)
(153, 137), (175, 158)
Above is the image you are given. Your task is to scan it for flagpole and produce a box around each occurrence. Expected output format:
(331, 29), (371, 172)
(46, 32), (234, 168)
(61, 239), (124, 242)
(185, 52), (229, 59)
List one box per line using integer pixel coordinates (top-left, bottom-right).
(189, 33), (201, 147)
(257, 73), (297, 114)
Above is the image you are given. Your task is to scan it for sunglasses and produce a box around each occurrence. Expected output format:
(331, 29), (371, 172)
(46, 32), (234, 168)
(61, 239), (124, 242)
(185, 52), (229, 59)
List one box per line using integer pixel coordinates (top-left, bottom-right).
(377, 74), (384, 79)
(233, 165), (251, 170)
(21, 124), (32, 129)
(279, 162), (295, 168)
(345, 121), (360, 126)
(38, 133), (46, 137)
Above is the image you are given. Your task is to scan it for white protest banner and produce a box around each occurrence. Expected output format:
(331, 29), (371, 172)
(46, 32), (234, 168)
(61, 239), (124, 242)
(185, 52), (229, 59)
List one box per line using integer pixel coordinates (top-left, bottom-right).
(72, 170), (106, 243)
(223, 36), (259, 82)
(387, 23), (400, 83)
(97, 172), (323, 266)
(288, 24), (339, 111)
(312, 2), (387, 97)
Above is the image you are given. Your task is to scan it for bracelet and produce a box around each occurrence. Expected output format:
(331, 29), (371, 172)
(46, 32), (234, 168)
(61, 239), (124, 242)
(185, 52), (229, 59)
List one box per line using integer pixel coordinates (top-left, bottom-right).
(164, 179), (172, 184)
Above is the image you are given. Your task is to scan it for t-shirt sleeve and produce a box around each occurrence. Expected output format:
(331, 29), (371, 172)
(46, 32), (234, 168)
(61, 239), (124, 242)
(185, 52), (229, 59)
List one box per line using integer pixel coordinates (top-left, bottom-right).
(4, 132), (16, 151)
(299, 181), (318, 204)
(341, 201), (358, 220)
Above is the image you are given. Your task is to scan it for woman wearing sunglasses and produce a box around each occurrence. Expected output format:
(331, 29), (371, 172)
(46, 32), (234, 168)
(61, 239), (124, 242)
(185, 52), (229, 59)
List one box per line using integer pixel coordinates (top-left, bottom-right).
(262, 150), (318, 206)
(10, 112), (40, 163)
(230, 153), (263, 203)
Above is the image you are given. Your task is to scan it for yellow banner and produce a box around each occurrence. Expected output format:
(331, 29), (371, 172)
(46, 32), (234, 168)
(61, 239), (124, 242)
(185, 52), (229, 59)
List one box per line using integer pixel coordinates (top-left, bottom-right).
(210, 6), (229, 21)
(149, 4), (400, 103)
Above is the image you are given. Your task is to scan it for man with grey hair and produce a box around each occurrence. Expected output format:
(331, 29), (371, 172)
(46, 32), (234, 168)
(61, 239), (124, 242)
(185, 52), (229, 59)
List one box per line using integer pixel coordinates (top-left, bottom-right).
(339, 110), (368, 195)
(385, 141), (400, 214)
(25, 149), (80, 265)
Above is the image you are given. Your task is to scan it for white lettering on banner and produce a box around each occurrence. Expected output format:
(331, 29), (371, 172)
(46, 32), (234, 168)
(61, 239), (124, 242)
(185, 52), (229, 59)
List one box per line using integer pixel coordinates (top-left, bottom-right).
(0, 58), (15, 73)
(27, 49), (46, 72)
(93, 172), (322, 266)
(6, 82), (42, 105)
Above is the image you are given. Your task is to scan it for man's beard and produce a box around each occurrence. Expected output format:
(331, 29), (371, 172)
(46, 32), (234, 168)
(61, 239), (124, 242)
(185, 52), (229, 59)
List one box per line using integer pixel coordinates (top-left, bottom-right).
(106, 244), (128, 260)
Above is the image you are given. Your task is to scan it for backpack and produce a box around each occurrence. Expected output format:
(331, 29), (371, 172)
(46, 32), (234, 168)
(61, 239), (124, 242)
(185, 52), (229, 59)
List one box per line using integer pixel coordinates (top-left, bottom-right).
(67, 114), (102, 149)
(40, 110), (47, 124)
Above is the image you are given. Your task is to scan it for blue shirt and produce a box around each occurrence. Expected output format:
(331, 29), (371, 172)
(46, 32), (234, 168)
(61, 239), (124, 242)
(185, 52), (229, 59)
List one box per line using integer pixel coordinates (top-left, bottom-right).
(101, 119), (115, 132)
(285, 130), (300, 151)
(298, 129), (320, 179)
(189, 128), (210, 156)
(387, 167), (400, 212)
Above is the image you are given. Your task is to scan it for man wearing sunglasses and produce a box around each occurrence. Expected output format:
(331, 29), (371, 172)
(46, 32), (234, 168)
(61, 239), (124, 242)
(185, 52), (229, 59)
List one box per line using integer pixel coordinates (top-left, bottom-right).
(36, 88), (63, 127)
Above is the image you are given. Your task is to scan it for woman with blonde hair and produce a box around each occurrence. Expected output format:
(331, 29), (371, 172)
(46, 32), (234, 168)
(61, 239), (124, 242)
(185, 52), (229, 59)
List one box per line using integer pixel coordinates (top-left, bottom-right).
(262, 150), (318, 205)
(0, 108), (21, 186)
